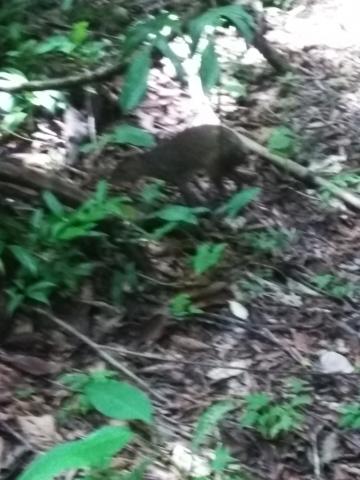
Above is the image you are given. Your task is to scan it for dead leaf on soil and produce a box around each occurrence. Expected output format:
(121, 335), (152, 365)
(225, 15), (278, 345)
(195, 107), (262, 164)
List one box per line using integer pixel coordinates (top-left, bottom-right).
(17, 414), (60, 449)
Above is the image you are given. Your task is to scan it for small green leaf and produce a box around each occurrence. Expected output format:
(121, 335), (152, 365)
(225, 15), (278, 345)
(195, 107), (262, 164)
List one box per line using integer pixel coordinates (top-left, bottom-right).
(155, 205), (207, 224)
(42, 191), (65, 217)
(192, 242), (226, 276)
(70, 21), (89, 45)
(120, 46), (152, 113)
(267, 126), (296, 157)
(192, 401), (236, 450)
(18, 426), (134, 480)
(85, 379), (153, 424)
(200, 41), (219, 92)
(211, 445), (234, 473)
(217, 187), (260, 218)
(9, 245), (38, 275)
(110, 124), (155, 147)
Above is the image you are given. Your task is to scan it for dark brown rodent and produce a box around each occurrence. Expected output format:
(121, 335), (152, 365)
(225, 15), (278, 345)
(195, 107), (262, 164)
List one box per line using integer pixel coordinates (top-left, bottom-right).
(111, 124), (251, 202)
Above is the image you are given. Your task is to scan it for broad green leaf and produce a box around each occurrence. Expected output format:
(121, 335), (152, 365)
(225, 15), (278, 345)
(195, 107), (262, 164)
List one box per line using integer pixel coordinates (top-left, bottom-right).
(192, 401), (236, 450)
(120, 46), (152, 113)
(110, 124), (155, 147)
(200, 41), (219, 91)
(192, 242), (226, 276)
(42, 191), (65, 217)
(9, 245), (38, 275)
(85, 379), (153, 424)
(18, 426), (133, 480)
(216, 187), (260, 218)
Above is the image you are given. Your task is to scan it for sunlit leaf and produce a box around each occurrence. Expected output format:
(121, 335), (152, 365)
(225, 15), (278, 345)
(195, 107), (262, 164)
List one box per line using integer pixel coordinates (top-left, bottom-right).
(200, 40), (219, 92)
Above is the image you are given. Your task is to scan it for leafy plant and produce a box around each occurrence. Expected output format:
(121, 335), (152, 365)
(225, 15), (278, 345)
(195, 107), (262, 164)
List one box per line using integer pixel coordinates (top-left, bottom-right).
(320, 171), (360, 203)
(192, 401), (237, 451)
(240, 228), (292, 255)
(310, 273), (358, 299)
(240, 385), (311, 439)
(169, 293), (203, 319)
(267, 126), (297, 157)
(191, 242), (227, 275)
(2, 181), (134, 314)
(339, 402), (360, 429)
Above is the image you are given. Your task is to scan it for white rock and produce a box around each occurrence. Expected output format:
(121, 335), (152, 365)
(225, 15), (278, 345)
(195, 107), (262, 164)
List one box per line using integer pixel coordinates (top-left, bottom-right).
(318, 350), (354, 374)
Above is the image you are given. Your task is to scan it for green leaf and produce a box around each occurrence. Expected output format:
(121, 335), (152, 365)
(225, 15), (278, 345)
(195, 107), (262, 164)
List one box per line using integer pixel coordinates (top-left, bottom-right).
(70, 21), (89, 45)
(169, 293), (203, 318)
(9, 245), (38, 275)
(192, 401), (236, 450)
(85, 379), (153, 424)
(217, 187), (260, 218)
(200, 41), (219, 92)
(25, 281), (55, 304)
(6, 289), (24, 315)
(42, 191), (65, 217)
(219, 5), (255, 43)
(110, 124), (155, 147)
(188, 5), (254, 52)
(155, 205), (207, 224)
(267, 126), (296, 156)
(18, 426), (134, 480)
(120, 46), (152, 113)
(192, 242), (226, 276)
(211, 445), (234, 473)
(36, 35), (75, 54)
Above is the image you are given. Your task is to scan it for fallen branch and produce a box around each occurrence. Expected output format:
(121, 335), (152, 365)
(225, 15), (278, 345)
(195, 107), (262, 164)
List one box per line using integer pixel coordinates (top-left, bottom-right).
(236, 132), (360, 211)
(0, 160), (86, 206)
(0, 62), (125, 93)
(34, 308), (167, 403)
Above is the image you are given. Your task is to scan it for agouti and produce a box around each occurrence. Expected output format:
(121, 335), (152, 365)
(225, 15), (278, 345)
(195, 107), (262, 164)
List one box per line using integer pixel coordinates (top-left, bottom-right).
(111, 124), (253, 203)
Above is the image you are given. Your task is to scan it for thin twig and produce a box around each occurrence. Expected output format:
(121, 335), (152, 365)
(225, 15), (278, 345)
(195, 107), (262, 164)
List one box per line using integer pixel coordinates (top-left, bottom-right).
(34, 308), (168, 403)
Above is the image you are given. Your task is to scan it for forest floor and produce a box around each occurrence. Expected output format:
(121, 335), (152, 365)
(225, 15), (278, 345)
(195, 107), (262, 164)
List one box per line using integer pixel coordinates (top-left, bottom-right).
(2, 1), (360, 479)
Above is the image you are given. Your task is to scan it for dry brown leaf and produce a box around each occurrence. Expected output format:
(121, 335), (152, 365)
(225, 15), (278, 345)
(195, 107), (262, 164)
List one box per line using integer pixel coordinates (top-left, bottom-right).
(17, 415), (60, 449)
